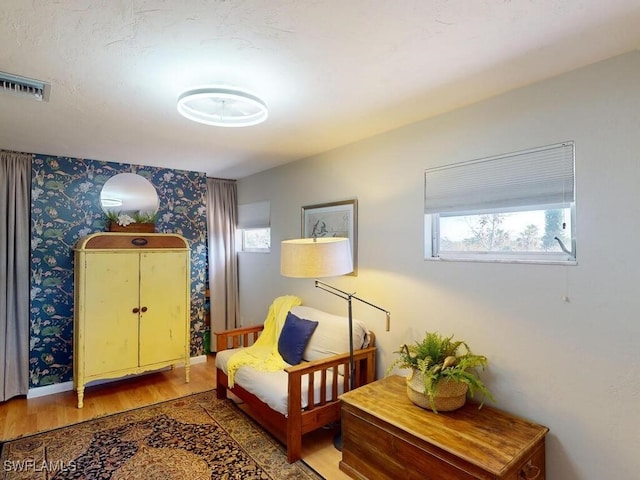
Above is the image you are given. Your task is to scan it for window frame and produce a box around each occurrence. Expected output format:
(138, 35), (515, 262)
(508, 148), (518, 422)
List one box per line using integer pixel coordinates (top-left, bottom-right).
(238, 201), (271, 253)
(240, 227), (271, 253)
(425, 142), (577, 265)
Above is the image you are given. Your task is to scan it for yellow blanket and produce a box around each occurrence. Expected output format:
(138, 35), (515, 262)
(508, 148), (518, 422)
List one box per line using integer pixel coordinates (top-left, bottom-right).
(226, 295), (302, 387)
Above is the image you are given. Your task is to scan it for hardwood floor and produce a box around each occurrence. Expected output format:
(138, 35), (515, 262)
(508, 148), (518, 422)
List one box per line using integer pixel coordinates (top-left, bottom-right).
(0, 356), (349, 479)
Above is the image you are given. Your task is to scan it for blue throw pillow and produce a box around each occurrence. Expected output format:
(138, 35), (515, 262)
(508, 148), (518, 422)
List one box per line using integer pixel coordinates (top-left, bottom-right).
(278, 312), (319, 365)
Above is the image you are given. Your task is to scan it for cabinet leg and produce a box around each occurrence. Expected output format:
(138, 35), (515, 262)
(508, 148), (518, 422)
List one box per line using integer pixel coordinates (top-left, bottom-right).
(77, 386), (85, 409)
(185, 363), (190, 383)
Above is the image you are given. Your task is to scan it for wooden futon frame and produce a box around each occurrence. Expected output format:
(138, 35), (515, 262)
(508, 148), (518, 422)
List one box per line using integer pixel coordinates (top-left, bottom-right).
(215, 325), (377, 462)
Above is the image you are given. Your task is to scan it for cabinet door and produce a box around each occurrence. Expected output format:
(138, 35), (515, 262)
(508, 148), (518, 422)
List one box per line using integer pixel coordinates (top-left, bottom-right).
(82, 252), (139, 376)
(138, 251), (188, 366)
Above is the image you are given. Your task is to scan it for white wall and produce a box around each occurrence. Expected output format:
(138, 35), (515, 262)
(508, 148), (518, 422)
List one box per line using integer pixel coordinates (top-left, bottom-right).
(237, 52), (640, 479)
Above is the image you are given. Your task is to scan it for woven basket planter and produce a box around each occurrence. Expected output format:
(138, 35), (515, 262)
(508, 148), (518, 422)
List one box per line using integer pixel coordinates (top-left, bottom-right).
(406, 369), (468, 412)
(108, 221), (155, 233)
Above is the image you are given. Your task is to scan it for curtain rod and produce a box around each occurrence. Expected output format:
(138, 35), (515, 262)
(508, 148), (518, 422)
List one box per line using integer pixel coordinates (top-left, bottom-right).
(207, 176), (236, 183)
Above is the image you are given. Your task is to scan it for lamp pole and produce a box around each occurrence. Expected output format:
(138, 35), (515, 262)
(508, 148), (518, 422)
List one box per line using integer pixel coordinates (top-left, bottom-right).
(314, 280), (390, 390)
(280, 238), (391, 451)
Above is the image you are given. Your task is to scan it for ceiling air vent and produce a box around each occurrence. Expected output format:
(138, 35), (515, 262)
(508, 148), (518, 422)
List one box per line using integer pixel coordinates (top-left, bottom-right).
(0, 71), (50, 102)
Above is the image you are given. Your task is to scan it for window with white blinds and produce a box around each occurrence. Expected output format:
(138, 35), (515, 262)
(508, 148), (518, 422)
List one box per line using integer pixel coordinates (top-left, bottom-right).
(238, 201), (271, 252)
(425, 142), (576, 263)
(238, 201), (270, 229)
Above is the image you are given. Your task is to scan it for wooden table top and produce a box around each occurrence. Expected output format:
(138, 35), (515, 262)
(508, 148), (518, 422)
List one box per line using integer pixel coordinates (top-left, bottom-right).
(340, 375), (549, 476)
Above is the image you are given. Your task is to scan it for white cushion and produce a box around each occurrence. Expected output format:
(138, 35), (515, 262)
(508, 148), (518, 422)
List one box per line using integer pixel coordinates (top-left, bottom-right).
(290, 305), (371, 362)
(215, 348), (344, 416)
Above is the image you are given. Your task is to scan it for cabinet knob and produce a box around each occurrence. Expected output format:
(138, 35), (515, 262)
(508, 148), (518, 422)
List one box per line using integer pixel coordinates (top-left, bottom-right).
(519, 462), (541, 479)
(132, 307), (140, 314)
(131, 238), (148, 246)
(141, 306), (148, 313)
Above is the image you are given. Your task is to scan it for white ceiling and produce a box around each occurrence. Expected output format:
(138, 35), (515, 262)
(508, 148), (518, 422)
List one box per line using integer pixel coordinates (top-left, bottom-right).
(1, 1), (639, 179)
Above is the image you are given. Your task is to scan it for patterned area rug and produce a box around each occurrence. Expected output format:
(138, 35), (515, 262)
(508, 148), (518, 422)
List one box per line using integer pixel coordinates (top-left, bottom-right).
(0, 391), (323, 480)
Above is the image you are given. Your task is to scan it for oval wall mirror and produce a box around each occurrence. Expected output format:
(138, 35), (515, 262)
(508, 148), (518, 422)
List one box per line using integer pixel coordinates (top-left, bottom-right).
(100, 173), (159, 215)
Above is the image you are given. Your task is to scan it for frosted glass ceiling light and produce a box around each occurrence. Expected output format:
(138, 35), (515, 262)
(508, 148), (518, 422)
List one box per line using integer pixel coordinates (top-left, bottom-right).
(177, 87), (268, 127)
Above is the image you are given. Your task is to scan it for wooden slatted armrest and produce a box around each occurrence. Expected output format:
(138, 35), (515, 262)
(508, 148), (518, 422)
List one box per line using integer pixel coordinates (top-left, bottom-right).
(284, 352), (351, 375)
(284, 347), (376, 378)
(286, 354), (350, 412)
(214, 325), (264, 336)
(285, 346), (378, 412)
(214, 325), (264, 351)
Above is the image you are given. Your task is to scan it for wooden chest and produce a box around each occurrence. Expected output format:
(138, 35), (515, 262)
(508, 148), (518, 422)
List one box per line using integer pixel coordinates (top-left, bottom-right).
(339, 375), (548, 479)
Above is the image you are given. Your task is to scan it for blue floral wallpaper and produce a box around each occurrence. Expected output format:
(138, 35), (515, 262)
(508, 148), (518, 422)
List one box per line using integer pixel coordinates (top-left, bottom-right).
(30, 155), (209, 388)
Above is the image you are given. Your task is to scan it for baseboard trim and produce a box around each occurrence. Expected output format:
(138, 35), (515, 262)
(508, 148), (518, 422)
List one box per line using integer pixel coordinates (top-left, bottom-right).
(27, 354), (209, 399)
(187, 354), (208, 365)
(27, 381), (73, 399)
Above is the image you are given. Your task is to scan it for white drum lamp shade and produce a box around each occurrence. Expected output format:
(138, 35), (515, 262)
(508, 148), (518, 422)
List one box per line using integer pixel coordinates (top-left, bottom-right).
(280, 238), (353, 278)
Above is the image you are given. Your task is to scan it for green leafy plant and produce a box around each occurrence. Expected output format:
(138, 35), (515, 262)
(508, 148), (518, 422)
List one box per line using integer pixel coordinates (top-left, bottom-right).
(132, 211), (158, 224)
(104, 210), (121, 222)
(387, 331), (494, 411)
(105, 210), (158, 226)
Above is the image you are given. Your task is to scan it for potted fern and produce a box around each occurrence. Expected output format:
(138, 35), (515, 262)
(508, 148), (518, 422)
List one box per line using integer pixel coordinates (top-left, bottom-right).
(105, 210), (158, 233)
(387, 331), (494, 413)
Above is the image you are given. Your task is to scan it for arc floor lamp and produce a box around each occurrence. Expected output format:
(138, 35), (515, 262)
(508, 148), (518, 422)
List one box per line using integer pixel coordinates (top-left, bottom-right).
(280, 237), (391, 449)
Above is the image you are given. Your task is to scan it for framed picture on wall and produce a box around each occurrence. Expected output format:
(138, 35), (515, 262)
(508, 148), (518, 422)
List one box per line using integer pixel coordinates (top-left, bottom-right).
(302, 199), (357, 274)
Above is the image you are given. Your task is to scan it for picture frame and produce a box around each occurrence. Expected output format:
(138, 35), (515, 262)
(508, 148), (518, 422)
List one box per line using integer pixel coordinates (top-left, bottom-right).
(302, 199), (357, 275)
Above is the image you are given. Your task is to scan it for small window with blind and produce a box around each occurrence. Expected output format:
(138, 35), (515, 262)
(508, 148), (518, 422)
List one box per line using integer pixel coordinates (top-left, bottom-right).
(424, 142), (576, 264)
(238, 201), (271, 252)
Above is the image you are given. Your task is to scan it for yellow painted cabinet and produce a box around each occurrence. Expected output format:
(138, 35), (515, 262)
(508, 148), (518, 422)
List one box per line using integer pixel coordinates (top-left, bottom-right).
(74, 233), (190, 408)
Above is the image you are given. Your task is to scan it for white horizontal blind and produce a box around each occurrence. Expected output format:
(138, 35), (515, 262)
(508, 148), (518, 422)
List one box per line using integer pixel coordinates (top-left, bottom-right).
(424, 142), (574, 215)
(238, 201), (270, 228)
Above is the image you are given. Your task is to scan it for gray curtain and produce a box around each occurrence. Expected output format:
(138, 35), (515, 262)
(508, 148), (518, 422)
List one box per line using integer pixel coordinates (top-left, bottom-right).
(1, 151), (31, 401)
(206, 178), (239, 351)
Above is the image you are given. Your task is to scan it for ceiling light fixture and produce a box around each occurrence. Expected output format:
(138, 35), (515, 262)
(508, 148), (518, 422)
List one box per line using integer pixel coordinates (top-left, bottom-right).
(177, 87), (268, 127)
